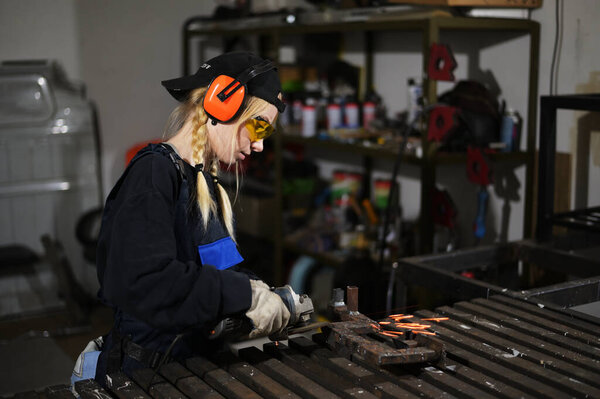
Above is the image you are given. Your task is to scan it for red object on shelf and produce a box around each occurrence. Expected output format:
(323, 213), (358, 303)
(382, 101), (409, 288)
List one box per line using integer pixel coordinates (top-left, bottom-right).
(428, 43), (457, 81)
(466, 146), (492, 186)
(461, 271), (475, 279)
(427, 106), (458, 142)
(431, 187), (457, 229)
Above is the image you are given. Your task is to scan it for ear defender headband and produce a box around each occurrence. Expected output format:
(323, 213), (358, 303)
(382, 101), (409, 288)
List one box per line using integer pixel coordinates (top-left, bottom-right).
(203, 59), (276, 124)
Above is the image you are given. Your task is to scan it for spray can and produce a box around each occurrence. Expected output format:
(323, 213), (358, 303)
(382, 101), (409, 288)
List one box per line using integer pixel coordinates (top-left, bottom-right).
(344, 102), (359, 128)
(292, 100), (303, 125)
(407, 78), (422, 124)
(302, 105), (316, 137)
(326, 103), (342, 130)
(362, 101), (376, 130)
(500, 108), (522, 152)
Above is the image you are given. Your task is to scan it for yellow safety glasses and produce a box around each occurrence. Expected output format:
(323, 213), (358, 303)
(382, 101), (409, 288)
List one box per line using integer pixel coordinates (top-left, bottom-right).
(245, 116), (275, 142)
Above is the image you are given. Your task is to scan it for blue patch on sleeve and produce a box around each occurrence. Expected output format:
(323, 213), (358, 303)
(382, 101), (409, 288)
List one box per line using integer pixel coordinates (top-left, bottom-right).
(197, 237), (244, 270)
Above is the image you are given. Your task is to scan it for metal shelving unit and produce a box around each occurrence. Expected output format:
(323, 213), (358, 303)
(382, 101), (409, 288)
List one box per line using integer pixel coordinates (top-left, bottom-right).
(183, 8), (540, 284)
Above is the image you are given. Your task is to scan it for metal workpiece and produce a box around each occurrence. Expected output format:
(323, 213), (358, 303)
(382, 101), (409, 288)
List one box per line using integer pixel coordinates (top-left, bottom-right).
(323, 319), (442, 367)
(346, 286), (359, 314)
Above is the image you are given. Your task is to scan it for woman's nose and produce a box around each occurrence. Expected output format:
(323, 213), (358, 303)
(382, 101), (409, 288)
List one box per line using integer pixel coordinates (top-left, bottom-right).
(251, 139), (264, 153)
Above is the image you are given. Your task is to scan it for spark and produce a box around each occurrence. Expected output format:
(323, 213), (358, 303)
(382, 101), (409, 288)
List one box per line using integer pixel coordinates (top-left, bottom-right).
(421, 317), (449, 322)
(394, 323), (431, 329)
(380, 330), (404, 335)
(412, 331), (437, 336)
(390, 315), (414, 320)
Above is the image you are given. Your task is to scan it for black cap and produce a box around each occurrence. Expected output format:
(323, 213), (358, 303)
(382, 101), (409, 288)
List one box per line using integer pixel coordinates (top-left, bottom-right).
(161, 51), (285, 113)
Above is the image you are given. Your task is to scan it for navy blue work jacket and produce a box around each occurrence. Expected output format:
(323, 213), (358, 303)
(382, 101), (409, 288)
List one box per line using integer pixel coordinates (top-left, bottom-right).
(95, 143), (252, 368)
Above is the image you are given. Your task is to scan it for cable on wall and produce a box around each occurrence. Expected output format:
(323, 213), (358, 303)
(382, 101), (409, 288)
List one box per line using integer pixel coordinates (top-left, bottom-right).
(549, 0), (564, 95)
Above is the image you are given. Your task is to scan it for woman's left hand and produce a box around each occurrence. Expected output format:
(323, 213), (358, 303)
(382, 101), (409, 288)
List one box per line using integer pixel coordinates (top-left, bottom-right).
(245, 280), (291, 338)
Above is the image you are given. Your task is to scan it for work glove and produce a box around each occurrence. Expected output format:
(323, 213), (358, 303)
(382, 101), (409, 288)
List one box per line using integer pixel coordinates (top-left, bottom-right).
(245, 280), (290, 339)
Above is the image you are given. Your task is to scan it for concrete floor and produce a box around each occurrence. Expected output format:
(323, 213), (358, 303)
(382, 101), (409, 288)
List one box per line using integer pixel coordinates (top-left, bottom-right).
(0, 304), (113, 396)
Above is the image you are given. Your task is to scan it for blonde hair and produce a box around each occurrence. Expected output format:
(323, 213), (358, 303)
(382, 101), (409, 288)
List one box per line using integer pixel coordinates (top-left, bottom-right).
(163, 87), (273, 240)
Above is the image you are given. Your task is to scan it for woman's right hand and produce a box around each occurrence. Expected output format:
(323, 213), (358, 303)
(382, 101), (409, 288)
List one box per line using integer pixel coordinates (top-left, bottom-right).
(245, 280), (290, 338)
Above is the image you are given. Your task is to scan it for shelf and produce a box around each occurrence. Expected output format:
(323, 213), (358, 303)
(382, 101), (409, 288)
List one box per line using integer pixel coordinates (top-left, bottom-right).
(185, 8), (538, 37)
(282, 133), (421, 164)
(282, 133), (530, 166)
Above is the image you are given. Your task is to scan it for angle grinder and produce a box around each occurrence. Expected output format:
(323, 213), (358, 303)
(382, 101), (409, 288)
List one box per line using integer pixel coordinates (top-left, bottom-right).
(209, 284), (320, 341)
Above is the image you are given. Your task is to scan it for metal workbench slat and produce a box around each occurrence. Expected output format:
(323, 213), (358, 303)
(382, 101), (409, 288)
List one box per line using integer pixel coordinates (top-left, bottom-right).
(415, 366), (496, 399)
(472, 298), (600, 347)
(423, 307), (600, 390)
(238, 346), (341, 399)
(12, 392), (41, 399)
(74, 379), (113, 399)
(211, 352), (301, 399)
(431, 355), (535, 399)
(489, 295), (600, 336)
(308, 333), (457, 399)
(445, 304), (600, 374)
(159, 362), (224, 399)
(288, 337), (419, 399)
(43, 386), (76, 399)
(452, 301), (600, 361)
(414, 310), (599, 398)
(105, 372), (150, 399)
(348, 353), (458, 399)
(131, 369), (187, 399)
(263, 342), (379, 399)
(185, 357), (261, 399)
(428, 334), (563, 399)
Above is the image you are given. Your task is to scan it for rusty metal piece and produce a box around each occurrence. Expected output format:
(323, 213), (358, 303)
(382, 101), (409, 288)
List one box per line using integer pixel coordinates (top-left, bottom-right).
(346, 286), (358, 314)
(323, 319), (442, 367)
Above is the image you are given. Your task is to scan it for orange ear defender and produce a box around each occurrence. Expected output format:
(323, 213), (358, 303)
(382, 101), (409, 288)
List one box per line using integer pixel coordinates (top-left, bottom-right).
(203, 60), (275, 124)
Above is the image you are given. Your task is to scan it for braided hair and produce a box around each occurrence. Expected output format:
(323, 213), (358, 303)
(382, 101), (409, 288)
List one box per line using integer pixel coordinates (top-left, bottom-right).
(163, 87), (271, 240)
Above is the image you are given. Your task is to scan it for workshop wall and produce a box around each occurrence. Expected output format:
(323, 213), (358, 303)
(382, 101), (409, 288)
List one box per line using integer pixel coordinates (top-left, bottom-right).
(0, 0), (81, 80)
(75, 0), (216, 193)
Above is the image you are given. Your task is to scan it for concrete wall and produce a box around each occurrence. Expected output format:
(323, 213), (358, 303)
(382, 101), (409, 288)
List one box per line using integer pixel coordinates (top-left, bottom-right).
(0, 0), (81, 80)
(76, 0), (216, 192)
(1, 0), (598, 258)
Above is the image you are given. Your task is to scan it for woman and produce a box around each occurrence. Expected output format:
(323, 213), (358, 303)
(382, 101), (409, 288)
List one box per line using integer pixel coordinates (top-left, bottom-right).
(92, 52), (290, 385)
